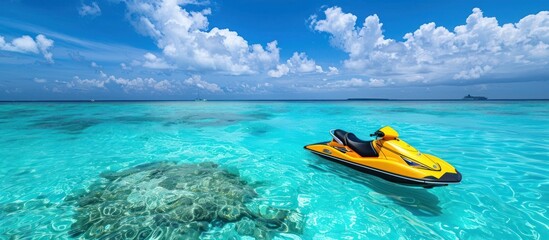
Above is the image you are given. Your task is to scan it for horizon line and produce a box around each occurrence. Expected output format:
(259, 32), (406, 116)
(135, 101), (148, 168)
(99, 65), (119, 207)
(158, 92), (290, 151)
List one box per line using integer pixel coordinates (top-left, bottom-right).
(1, 98), (549, 102)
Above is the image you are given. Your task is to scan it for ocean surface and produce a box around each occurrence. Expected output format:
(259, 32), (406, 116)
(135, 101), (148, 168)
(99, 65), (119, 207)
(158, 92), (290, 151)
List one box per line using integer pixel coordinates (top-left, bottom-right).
(0, 101), (547, 239)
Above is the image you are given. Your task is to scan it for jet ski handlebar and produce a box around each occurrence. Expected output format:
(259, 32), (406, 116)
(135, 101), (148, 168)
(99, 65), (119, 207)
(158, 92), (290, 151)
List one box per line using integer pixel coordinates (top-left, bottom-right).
(370, 130), (385, 138)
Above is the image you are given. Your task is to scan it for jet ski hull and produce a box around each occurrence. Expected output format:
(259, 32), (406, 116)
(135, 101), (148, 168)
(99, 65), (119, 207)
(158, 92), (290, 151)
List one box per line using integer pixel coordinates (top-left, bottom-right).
(304, 141), (462, 188)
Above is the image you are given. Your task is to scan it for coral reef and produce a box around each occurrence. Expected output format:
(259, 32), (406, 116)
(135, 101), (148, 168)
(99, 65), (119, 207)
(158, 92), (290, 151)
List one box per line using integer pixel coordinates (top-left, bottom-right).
(64, 161), (303, 239)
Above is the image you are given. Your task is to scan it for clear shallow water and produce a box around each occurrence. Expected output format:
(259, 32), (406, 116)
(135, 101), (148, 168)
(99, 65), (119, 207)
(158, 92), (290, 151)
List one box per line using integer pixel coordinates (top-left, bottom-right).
(0, 101), (548, 239)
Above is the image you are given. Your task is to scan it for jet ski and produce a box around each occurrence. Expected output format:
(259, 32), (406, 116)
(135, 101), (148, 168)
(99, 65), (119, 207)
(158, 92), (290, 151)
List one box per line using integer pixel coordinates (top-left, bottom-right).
(304, 126), (461, 188)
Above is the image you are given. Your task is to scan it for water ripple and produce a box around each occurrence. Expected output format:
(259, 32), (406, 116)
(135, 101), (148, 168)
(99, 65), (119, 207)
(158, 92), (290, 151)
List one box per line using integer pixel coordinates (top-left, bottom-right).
(1, 101), (548, 239)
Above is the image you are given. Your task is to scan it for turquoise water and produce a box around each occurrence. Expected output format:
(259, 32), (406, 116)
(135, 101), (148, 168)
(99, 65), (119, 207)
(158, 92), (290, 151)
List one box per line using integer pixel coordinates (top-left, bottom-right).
(0, 101), (548, 239)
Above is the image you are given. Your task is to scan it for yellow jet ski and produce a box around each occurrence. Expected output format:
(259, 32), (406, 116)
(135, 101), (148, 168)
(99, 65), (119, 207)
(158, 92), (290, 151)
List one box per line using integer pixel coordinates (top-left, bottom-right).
(304, 126), (461, 188)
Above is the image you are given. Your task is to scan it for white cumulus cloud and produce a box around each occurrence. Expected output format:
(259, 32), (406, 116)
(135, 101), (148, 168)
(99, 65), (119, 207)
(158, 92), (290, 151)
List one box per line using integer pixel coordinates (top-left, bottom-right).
(267, 64), (289, 78)
(79, 2), (101, 17)
(327, 66), (339, 76)
(312, 78), (366, 89)
(67, 71), (178, 92)
(124, 0), (280, 75)
(453, 65), (493, 80)
(142, 52), (174, 69)
(313, 77), (390, 89)
(368, 78), (388, 87)
(184, 75), (222, 92)
(0, 34), (54, 63)
(268, 52), (323, 78)
(312, 7), (549, 85)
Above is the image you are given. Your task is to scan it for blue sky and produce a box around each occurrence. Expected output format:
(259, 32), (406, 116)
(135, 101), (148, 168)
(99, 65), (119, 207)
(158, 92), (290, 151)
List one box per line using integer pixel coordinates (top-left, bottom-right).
(1, 0), (548, 100)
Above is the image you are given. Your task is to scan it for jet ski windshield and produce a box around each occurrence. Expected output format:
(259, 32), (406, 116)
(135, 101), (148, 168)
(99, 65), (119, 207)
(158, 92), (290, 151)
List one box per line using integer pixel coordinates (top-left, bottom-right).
(330, 129), (347, 145)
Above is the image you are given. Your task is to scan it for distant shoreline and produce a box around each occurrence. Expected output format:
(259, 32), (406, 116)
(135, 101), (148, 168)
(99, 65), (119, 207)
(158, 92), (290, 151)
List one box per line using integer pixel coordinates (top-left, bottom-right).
(1, 99), (548, 102)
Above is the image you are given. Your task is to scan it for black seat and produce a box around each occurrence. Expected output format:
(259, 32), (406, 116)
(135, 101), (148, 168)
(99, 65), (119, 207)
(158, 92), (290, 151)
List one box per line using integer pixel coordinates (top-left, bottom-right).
(333, 129), (378, 157)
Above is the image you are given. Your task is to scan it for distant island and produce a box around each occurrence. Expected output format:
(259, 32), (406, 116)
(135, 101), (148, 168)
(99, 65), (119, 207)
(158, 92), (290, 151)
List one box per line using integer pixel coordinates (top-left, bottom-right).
(462, 94), (488, 100)
(347, 98), (390, 101)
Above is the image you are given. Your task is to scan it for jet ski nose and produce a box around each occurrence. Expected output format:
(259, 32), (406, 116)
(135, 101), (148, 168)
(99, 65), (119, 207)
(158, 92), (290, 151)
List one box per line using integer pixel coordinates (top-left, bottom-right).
(425, 171), (462, 183)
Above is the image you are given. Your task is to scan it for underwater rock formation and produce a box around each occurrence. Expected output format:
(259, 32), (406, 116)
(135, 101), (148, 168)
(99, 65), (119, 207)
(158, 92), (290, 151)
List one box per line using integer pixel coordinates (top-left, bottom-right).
(65, 161), (303, 239)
